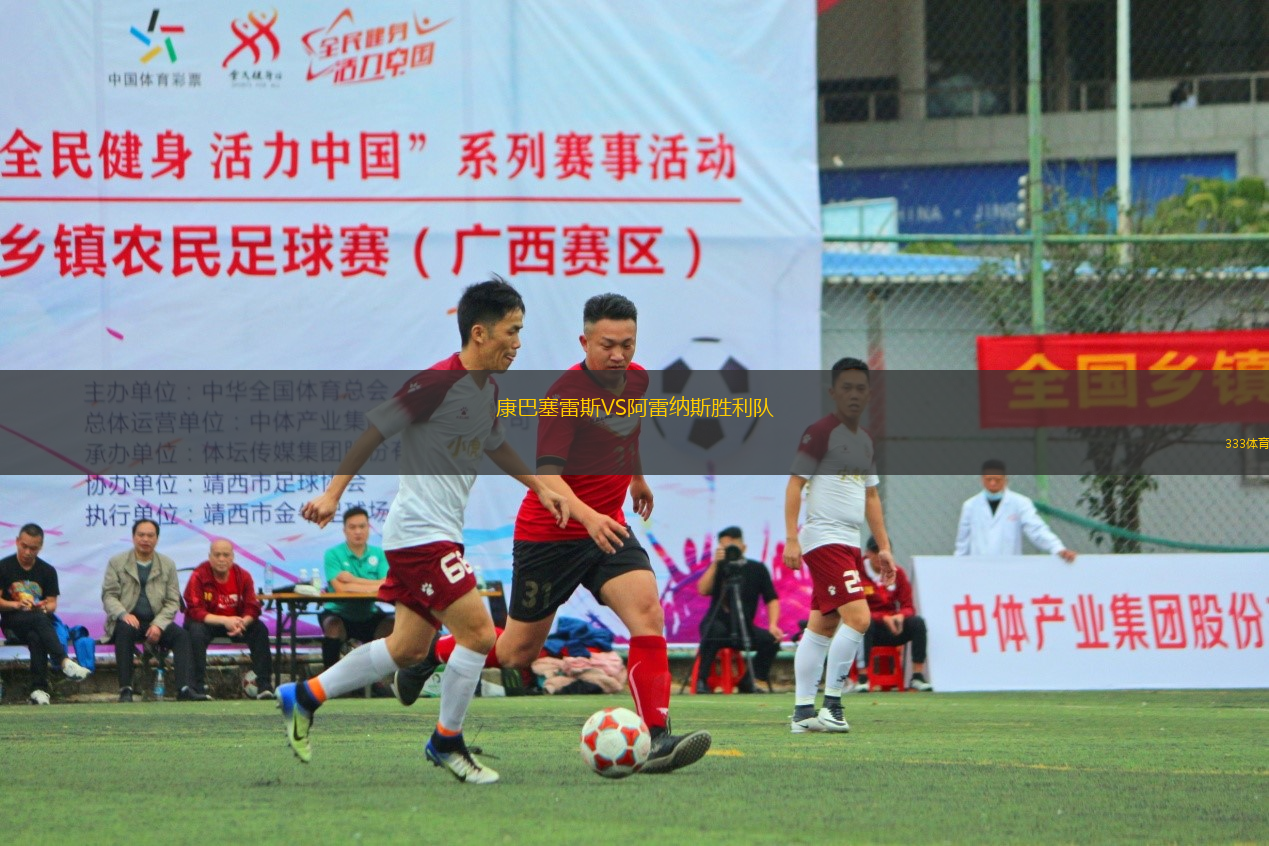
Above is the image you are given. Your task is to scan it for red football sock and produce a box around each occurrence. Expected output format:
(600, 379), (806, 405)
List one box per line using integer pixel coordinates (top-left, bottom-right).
(434, 628), (503, 668)
(626, 635), (671, 730)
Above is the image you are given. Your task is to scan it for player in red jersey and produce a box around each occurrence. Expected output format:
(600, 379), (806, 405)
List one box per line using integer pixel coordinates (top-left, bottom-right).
(783, 357), (895, 734)
(396, 293), (712, 774)
(280, 277), (567, 785)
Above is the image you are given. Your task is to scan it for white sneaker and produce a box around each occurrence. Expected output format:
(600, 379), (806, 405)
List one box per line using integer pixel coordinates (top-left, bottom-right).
(790, 713), (825, 734)
(29, 689), (51, 705)
(909, 676), (934, 692)
(61, 658), (90, 680)
(817, 705), (850, 733)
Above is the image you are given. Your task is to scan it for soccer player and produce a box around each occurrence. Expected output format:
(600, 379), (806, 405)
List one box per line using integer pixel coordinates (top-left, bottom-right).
(284, 277), (568, 785)
(782, 357), (895, 734)
(396, 293), (712, 774)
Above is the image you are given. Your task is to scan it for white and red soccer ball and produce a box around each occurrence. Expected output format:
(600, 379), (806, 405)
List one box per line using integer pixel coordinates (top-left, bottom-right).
(579, 707), (652, 778)
(241, 670), (259, 698)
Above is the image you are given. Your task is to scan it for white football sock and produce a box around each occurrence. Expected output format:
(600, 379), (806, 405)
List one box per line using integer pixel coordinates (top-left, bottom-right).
(437, 644), (487, 735)
(313, 638), (400, 700)
(824, 625), (864, 698)
(794, 630), (832, 706)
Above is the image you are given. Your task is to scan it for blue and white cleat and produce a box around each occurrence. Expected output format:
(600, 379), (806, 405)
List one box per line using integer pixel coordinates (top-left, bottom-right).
(425, 738), (499, 784)
(277, 682), (313, 763)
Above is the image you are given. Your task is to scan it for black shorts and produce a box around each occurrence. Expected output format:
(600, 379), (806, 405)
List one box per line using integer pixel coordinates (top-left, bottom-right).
(317, 609), (394, 643)
(509, 534), (652, 622)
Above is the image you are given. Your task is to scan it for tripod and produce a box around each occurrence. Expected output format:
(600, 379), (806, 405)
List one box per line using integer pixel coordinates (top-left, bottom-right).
(680, 566), (754, 693)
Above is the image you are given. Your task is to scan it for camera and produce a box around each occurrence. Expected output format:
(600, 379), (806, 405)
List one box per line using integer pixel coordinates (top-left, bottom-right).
(721, 544), (745, 577)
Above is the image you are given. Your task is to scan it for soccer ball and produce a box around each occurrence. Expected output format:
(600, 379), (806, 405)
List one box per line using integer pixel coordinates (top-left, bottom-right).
(241, 670), (259, 699)
(579, 707), (651, 779)
(653, 337), (758, 459)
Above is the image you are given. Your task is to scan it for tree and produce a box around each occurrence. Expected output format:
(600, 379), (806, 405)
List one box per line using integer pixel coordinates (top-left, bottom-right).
(971, 176), (1267, 551)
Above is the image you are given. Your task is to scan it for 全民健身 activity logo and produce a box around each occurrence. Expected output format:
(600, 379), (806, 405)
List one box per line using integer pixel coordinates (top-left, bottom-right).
(302, 7), (450, 86)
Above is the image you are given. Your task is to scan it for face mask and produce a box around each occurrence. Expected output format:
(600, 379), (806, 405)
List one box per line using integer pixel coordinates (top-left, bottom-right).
(985, 490), (1004, 502)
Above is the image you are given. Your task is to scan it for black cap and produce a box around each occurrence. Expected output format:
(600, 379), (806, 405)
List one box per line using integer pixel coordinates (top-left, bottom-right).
(865, 536), (880, 553)
(718, 526), (743, 541)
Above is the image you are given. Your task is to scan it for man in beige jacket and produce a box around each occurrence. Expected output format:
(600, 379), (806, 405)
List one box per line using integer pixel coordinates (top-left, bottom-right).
(102, 519), (205, 702)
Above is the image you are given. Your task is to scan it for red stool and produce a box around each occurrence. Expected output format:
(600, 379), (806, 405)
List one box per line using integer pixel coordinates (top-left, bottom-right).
(868, 645), (906, 692)
(689, 648), (748, 694)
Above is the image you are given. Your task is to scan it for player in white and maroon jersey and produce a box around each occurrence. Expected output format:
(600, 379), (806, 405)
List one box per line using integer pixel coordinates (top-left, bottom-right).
(279, 277), (567, 785)
(783, 357), (895, 735)
(397, 293), (712, 774)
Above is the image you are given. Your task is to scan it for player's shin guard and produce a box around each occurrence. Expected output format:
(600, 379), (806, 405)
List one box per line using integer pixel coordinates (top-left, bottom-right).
(793, 631), (832, 706)
(824, 625), (864, 697)
(436, 645), (487, 735)
(626, 635), (671, 731)
(313, 638), (401, 700)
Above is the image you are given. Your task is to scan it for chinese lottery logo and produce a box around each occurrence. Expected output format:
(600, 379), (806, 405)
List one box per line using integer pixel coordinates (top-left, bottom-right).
(130, 8), (186, 64)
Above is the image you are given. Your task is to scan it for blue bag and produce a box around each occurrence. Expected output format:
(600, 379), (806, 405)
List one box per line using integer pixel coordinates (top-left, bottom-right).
(69, 625), (96, 671)
(50, 616), (95, 672)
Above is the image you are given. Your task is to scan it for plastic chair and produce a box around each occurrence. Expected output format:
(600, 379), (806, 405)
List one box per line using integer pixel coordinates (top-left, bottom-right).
(689, 647), (748, 694)
(867, 645), (906, 692)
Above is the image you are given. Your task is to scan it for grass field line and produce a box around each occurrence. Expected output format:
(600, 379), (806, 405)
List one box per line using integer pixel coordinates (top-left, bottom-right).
(815, 753), (1269, 779)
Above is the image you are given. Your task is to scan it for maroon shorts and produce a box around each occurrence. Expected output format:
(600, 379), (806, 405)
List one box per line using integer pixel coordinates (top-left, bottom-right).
(379, 541), (477, 628)
(803, 543), (867, 614)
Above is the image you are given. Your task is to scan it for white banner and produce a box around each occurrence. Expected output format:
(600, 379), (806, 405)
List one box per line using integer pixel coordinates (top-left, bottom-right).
(0, 3), (822, 642)
(1, 473), (820, 644)
(0, 0), (820, 370)
(914, 554), (1269, 691)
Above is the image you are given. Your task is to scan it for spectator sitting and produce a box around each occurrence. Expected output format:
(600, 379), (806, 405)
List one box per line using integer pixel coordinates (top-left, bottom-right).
(183, 538), (274, 700)
(857, 536), (933, 692)
(319, 506), (393, 669)
(102, 519), (206, 702)
(0, 523), (91, 705)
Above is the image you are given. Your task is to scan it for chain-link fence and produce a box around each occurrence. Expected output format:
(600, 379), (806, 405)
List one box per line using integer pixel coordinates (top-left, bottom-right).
(819, 0), (1269, 124)
(816, 0), (1269, 564)
(823, 277), (1268, 563)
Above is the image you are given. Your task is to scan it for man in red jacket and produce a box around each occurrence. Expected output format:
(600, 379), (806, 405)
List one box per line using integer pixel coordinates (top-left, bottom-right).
(183, 538), (273, 699)
(858, 536), (933, 691)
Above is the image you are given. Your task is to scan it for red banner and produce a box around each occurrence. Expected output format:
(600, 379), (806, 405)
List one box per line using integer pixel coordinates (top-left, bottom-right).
(977, 329), (1269, 427)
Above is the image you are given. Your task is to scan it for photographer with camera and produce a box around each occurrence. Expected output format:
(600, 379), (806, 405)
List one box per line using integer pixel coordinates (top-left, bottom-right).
(694, 527), (782, 694)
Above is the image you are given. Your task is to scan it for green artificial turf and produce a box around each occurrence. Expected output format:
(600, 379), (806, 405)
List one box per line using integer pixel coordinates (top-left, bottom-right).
(7, 690), (1265, 844)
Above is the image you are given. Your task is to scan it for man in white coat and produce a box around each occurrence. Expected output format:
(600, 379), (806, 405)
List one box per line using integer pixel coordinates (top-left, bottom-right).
(954, 459), (1077, 563)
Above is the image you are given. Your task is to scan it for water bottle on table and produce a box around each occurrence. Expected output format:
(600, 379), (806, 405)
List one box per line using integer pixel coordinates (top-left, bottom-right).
(299, 568), (309, 589)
